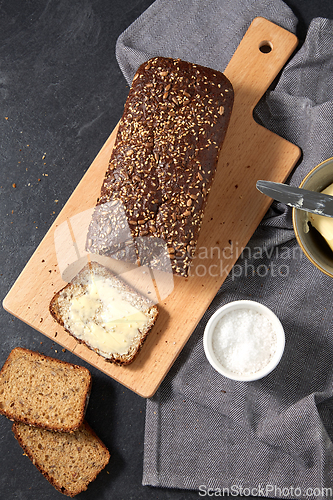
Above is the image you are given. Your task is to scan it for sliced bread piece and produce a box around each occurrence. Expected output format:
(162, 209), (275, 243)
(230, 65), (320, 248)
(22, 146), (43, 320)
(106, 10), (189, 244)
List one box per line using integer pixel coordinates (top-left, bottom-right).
(12, 420), (110, 497)
(0, 347), (91, 432)
(49, 261), (159, 365)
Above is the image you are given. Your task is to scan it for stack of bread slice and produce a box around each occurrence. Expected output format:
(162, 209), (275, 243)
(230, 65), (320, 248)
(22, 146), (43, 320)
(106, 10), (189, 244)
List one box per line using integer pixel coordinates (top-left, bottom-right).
(0, 347), (110, 497)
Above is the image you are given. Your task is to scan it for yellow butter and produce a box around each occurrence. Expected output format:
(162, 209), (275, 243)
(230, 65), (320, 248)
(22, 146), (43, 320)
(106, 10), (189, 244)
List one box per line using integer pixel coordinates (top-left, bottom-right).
(68, 275), (148, 356)
(309, 182), (333, 251)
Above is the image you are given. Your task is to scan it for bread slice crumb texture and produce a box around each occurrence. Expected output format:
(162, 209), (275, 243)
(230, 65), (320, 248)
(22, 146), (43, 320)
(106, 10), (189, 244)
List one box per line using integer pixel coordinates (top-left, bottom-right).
(0, 348), (91, 432)
(12, 420), (110, 497)
(49, 262), (158, 365)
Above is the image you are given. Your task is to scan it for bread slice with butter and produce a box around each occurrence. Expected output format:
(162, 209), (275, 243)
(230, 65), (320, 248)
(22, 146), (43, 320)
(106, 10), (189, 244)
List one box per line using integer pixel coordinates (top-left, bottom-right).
(49, 262), (158, 365)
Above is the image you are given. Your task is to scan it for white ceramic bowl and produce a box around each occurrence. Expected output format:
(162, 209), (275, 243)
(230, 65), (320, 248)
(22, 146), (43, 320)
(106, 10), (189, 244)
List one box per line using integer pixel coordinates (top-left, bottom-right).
(203, 300), (285, 381)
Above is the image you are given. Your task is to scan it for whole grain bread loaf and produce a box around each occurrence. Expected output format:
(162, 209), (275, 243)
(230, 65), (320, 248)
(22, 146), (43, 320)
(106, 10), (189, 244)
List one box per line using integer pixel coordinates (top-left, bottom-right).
(0, 347), (91, 432)
(86, 56), (234, 277)
(12, 420), (110, 497)
(49, 261), (158, 365)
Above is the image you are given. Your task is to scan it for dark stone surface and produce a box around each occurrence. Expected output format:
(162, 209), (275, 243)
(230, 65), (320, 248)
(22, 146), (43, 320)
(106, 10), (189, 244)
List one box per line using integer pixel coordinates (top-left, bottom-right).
(1, 1), (332, 499)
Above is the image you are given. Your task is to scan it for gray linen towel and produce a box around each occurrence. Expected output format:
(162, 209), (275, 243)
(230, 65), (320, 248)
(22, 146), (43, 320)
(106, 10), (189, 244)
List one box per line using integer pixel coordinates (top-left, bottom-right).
(116, 1), (333, 498)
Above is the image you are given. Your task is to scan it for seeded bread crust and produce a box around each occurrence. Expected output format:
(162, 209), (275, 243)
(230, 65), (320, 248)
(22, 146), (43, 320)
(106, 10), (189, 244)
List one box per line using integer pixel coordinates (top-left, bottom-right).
(0, 347), (91, 432)
(12, 420), (110, 497)
(86, 56), (234, 277)
(49, 262), (159, 365)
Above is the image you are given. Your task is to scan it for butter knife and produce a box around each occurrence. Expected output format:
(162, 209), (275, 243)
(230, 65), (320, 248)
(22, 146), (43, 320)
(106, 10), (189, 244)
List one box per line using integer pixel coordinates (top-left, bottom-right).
(256, 180), (333, 218)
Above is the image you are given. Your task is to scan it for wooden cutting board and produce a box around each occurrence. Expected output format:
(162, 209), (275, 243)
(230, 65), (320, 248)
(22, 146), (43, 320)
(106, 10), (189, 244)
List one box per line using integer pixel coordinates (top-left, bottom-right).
(3, 17), (301, 398)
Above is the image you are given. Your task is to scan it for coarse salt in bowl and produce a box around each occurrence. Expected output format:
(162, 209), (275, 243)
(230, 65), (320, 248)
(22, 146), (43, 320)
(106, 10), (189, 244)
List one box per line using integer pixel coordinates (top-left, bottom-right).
(203, 300), (285, 382)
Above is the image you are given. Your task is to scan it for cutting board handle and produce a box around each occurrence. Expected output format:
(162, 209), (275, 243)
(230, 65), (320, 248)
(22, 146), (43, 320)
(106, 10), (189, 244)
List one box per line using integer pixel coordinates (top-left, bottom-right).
(224, 17), (298, 113)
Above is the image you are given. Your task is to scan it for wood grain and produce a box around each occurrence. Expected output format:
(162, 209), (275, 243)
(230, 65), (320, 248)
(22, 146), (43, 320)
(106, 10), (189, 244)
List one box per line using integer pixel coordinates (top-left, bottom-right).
(3, 18), (301, 398)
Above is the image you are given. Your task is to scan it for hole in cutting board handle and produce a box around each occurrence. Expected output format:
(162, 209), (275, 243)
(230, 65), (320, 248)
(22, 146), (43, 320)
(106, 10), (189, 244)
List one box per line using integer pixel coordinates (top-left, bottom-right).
(259, 40), (273, 53)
